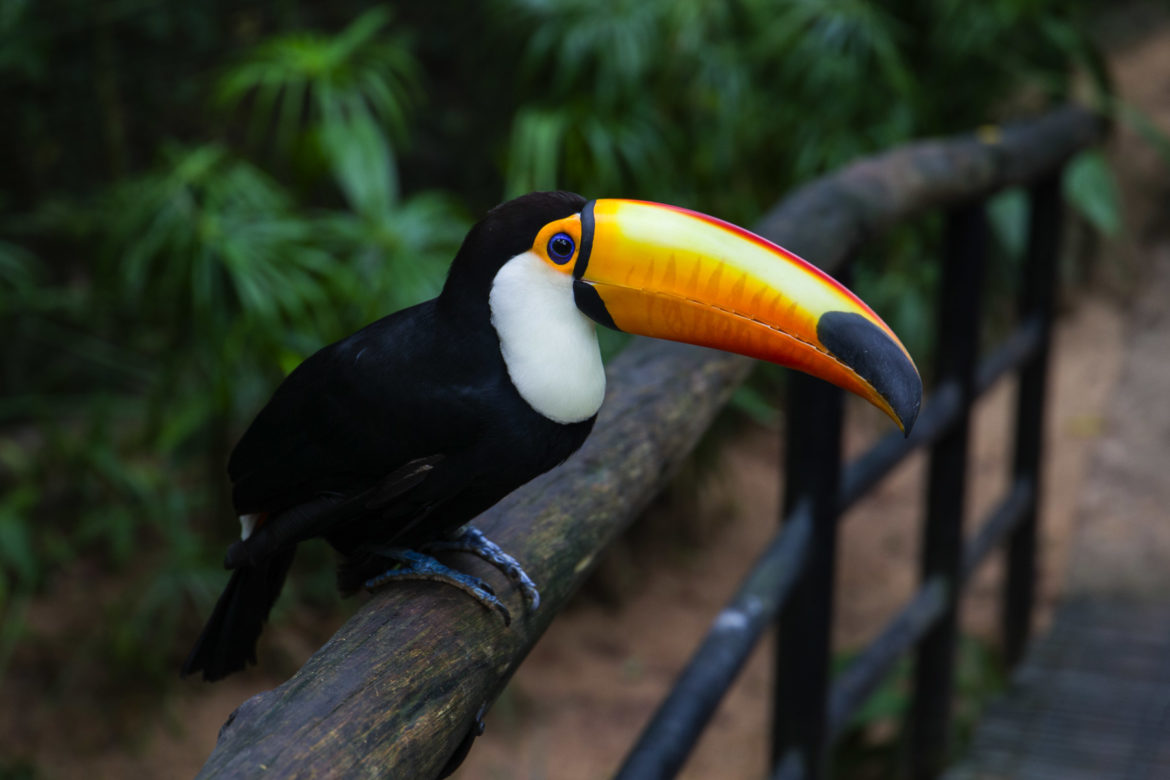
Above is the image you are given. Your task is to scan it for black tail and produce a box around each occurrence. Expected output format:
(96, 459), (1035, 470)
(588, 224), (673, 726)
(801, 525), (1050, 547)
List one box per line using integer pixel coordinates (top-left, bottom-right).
(181, 547), (296, 682)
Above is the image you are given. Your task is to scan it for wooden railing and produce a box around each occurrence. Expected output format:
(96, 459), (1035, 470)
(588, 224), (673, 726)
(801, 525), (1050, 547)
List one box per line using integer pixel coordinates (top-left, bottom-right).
(196, 105), (1104, 780)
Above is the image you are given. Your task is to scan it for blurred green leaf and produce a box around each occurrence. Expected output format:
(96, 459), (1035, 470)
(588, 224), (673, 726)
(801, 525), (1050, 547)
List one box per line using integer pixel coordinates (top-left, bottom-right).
(0, 487), (38, 587)
(729, 383), (782, 428)
(103, 144), (341, 341)
(217, 7), (418, 216)
(506, 108), (567, 195)
(0, 240), (38, 291)
(988, 188), (1029, 261)
(1115, 100), (1170, 167)
(1064, 149), (1121, 237)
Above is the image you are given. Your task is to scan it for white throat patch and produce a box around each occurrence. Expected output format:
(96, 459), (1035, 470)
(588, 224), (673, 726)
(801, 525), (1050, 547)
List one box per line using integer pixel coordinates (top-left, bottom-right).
(488, 251), (606, 424)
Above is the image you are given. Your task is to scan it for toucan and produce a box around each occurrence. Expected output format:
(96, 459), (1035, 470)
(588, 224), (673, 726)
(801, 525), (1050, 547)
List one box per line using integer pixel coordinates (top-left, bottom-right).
(181, 191), (921, 682)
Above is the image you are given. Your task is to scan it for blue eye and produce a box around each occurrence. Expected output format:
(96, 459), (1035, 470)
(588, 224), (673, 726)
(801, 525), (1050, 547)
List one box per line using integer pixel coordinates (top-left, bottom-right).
(547, 232), (575, 264)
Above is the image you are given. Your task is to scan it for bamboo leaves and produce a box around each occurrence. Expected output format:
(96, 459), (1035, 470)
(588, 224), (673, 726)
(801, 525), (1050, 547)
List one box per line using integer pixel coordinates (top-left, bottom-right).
(217, 7), (418, 217)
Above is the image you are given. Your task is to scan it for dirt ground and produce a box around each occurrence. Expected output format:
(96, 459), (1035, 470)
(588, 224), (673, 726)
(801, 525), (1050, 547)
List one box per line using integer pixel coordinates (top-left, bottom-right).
(6, 16), (1170, 780)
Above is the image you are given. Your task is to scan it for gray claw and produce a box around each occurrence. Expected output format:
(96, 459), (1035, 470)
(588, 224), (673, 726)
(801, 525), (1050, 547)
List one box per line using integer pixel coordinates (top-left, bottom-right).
(423, 526), (542, 613)
(364, 547), (511, 625)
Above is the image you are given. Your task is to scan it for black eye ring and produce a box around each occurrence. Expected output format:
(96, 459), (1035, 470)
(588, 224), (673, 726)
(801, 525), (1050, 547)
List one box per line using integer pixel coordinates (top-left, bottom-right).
(547, 232), (575, 264)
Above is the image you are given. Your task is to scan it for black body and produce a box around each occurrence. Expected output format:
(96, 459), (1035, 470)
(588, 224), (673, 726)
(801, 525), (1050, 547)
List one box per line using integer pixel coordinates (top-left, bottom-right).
(183, 192), (593, 682)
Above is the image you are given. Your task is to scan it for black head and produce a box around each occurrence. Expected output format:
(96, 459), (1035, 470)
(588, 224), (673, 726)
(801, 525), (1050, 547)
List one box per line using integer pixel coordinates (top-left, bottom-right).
(440, 191), (587, 316)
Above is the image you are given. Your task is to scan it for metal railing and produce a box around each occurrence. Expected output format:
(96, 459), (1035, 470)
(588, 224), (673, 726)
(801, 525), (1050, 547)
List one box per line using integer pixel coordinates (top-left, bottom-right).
(616, 127), (1084, 778)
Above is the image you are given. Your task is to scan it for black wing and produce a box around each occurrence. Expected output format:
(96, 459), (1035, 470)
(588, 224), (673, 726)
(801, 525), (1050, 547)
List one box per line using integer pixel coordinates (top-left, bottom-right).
(223, 295), (596, 559)
(227, 300), (478, 515)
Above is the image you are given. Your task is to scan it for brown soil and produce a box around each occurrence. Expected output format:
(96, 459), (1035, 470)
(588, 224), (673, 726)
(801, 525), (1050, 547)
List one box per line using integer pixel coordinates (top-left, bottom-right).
(5, 15), (1170, 780)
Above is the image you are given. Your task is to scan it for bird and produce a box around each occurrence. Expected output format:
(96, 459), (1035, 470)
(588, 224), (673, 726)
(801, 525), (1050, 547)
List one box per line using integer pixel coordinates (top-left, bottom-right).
(181, 191), (921, 682)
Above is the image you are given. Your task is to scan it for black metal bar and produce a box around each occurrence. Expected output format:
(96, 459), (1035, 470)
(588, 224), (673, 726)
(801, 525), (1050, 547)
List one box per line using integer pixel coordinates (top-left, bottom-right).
(838, 382), (958, 509)
(824, 477), (1032, 741)
(615, 501), (814, 780)
(1003, 171), (1063, 668)
(617, 407), (1032, 780)
(908, 203), (987, 779)
(612, 250), (1047, 780)
(977, 316), (1045, 393)
(963, 478), (1035, 583)
(828, 578), (948, 742)
(771, 349), (848, 777)
(609, 111), (1095, 780)
(616, 307), (1046, 778)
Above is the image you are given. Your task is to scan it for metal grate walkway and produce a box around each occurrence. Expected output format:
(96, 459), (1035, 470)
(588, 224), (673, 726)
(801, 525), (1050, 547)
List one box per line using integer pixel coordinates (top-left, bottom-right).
(949, 243), (1170, 780)
(948, 600), (1170, 779)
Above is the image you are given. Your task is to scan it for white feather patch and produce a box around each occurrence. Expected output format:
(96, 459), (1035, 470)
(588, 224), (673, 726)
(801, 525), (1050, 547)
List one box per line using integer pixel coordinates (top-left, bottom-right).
(489, 252), (606, 424)
(240, 513), (262, 541)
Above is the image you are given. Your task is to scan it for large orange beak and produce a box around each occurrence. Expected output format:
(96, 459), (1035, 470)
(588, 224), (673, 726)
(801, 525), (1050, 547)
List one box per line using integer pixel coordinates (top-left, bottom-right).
(571, 199), (922, 434)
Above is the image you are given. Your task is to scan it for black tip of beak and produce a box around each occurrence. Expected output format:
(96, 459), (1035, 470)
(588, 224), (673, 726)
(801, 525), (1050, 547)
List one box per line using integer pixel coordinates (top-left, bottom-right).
(817, 311), (923, 436)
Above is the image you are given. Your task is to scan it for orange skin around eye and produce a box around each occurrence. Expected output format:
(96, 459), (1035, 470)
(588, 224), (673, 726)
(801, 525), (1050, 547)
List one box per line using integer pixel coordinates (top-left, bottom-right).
(530, 215), (582, 272)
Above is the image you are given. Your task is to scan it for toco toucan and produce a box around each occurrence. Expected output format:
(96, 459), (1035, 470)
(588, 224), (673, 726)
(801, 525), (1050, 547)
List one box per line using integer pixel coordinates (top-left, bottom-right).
(182, 191), (921, 682)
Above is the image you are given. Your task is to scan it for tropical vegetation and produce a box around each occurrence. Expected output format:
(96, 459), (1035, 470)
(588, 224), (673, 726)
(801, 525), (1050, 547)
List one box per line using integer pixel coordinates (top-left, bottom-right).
(0, 0), (1120, 700)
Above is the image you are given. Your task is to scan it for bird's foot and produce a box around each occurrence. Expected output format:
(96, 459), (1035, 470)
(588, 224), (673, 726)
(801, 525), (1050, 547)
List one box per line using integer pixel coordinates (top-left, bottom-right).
(364, 548), (511, 625)
(422, 525), (541, 611)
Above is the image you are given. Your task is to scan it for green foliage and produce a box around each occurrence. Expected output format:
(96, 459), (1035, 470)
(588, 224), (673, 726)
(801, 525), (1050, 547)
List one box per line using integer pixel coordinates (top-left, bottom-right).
(1064, 149), (1122, 237)
(832, 635), (1006, 777)
(0, 757), (38, 780)
(1115, 98), (1170, 166)
(102, 144), (340, 342)
(495, 0), (1098, 222)
(0, 2), (468, 685)
(988, 188), (1031, 263)
(0, 1), (43, 82)
(0, 0), (1120, 695)
(217, 7), (419, 216)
